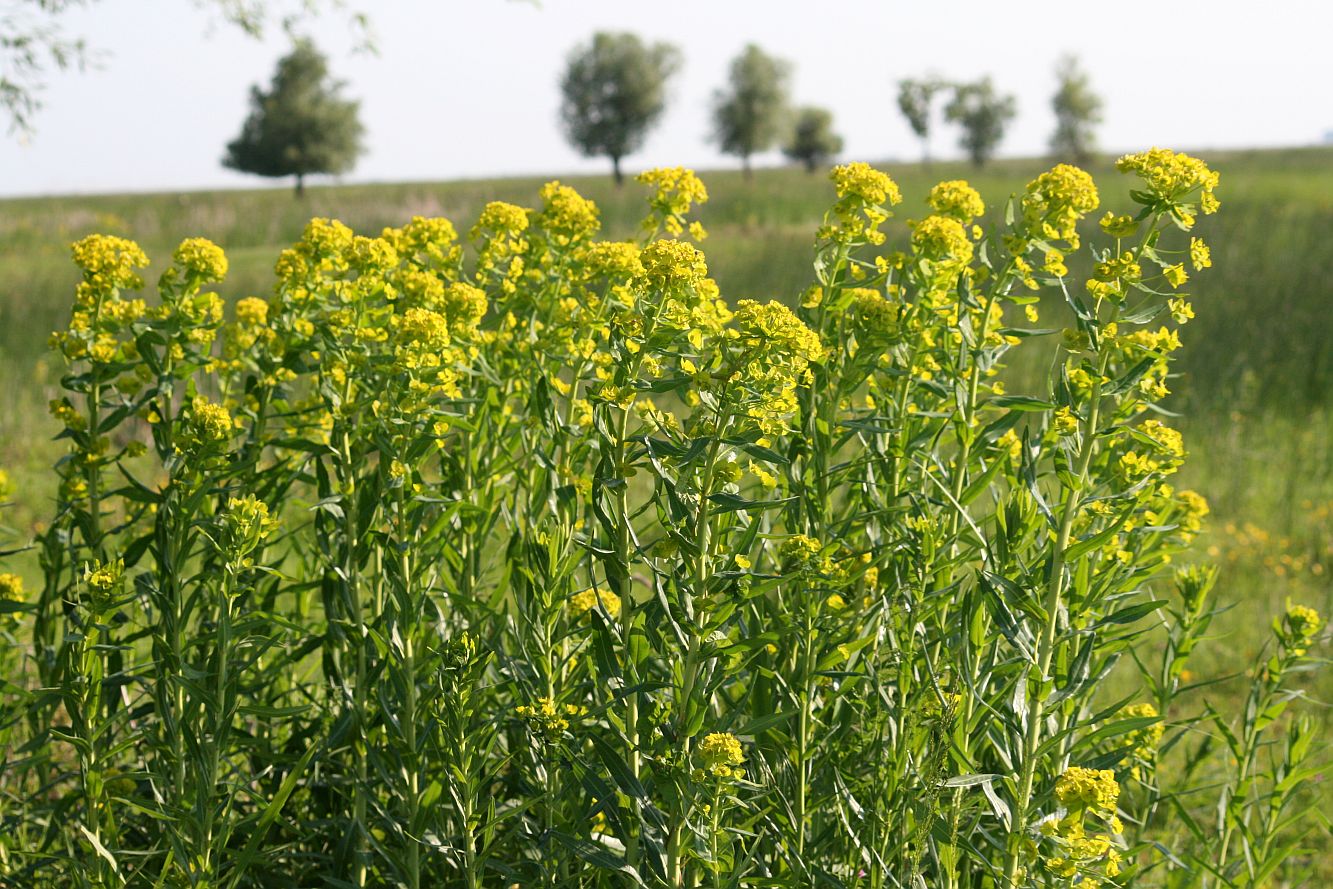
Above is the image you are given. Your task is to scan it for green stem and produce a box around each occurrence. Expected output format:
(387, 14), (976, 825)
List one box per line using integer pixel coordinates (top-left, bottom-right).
(1000, 317), (1115, 887)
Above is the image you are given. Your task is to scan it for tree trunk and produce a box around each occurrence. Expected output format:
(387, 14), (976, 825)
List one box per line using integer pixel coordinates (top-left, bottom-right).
(804, 158), (816, 174)
(743, 155), (752, 180)
(612, 156), (623, 187)
(294, 173), (305, 198)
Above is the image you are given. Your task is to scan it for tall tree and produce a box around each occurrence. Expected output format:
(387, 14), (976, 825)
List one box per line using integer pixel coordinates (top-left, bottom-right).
(223, 40), (365, 197)
(896, 76), (945, 164)
(1, 0), (371, 135)
(711, 44), (791, 178)
(1050, 54), (1103, 163)
(945, 77), (1017, 168)
(559, 31), (680, 185)
(783, 106), (842, 173)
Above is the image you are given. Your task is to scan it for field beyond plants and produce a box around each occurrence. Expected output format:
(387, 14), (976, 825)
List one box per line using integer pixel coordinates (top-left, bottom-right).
(0, 148), (1329, 887)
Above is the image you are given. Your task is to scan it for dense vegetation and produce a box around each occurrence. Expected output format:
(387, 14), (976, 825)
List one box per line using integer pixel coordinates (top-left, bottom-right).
(0, 149), (1328, 887)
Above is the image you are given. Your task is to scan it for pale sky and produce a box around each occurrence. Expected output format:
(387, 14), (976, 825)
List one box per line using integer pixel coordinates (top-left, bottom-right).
(2, 0), (1330, 197)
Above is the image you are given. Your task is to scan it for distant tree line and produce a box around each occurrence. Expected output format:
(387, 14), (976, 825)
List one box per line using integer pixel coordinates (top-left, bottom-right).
(219, 36), (1104, 195)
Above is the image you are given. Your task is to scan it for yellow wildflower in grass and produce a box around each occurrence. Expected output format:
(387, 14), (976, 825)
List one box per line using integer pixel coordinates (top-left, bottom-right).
(696, 731), (744, 779)
(440, 282), (488, 336)
(1115, 702), (1164, 780)
(1116, 148), (1220, 216)
(538, 181), (601, 243)
(1138, 419), (1184, 458)
(1163, 263), (1189, 288)
(471, 201), (531, 239)
(1099, 211), (1139, 239)
(1054, 767), (1120, 816)
(848, 288), (901, 341)
(581, 241), (644, 281)
(186, 397), (235, 447)
(349, 235), (399, 274)
(911, 215), (974, 266)
(1281, 603), (1322, 656)
(780, 534), (828, 573)
(83, 559), (125, 609)
(70, 234), (150, 292)
(222, 494), (278, 561)
(568, 587), (622, 620)
(832, 162), (901, 208)
(1054, 406), (1080, 436)
(725, 299), (823, 434)
(927, 180), (986, 222)
(385, 216), (461, 268)
(0, 572), (23, 602)
(826, 162), (901, 245)
(397, 307), (451, 349)
(172, 237), (229, 283)
(516, 697), (583, 744)
(640, 238), (708, 290)
(235, 297), (269, 327)
(1022, 164), (1100, 247)
(1042, 249), (1068, 277)
(637, 167), (709, 235)
(1190, 236), (1212, 270)
(0, 468), (11, 503)
(299, 218), (355, 269)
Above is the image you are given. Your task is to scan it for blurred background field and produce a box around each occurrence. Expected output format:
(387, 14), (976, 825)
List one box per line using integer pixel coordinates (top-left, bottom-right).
(3, 146), (1330, 709)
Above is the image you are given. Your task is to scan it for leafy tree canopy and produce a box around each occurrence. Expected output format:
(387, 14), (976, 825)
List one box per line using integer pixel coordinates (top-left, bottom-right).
(223, 39), (365, 195)
(712, 43), (791, 176)
(559, 31), (680, 183)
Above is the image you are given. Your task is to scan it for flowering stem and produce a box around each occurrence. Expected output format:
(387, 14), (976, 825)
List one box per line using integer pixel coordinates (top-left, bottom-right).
(1001, 306), (1118, 887)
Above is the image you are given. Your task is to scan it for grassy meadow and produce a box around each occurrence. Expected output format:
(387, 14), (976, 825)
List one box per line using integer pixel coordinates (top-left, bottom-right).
(0, 146), (1329, 881)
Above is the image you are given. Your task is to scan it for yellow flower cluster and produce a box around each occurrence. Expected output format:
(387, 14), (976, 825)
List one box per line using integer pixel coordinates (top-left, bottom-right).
(222, 494), (278, 561)
(71, 234), (150, 293)
(384, 216), (461, 269)
(927, 180), (986, 222)
(832, 162), (900, 208)
(471, 201), (531, 239)
(1099, 211), (1139, 239)
(780, 534), (829, 574)
(172, 237), (229, 283)
(637, 167), (709, 237)
(516, 697), (584, 744)
(1116, 148), (1220, 218)
(826, 162), (901, 245)
(695, 731), (744, 780)
(83, 559), (124, 608)
(397, 307), (451, 349)
(911, 215), (974, 266)
(1116, 702), (1164, 766)
(235, 297), (269, 326)
(185, 397), (235, 449)
(569, 587), (622, 619)
(848, 288), (901, 342)
(581, 241), (644, 282)
(1190, 236), (1211, 270)
(1043, 767), (1123, 884)
(640, 238), (708, 290)
(538, 181), (601, 244)
(1022, 164), (1100, 247)
(0, 572), (23, 602)
(1054, 767), (1119, 816)
(1281, 603), (1322, 656)
(726, 300), (823, 434)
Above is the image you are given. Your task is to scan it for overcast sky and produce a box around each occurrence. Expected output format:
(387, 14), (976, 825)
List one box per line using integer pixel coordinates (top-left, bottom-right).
(2, 0), (1330, 197)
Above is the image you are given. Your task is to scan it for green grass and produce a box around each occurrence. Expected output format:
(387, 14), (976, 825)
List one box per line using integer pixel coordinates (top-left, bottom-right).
(2, 147), (1330, 863)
